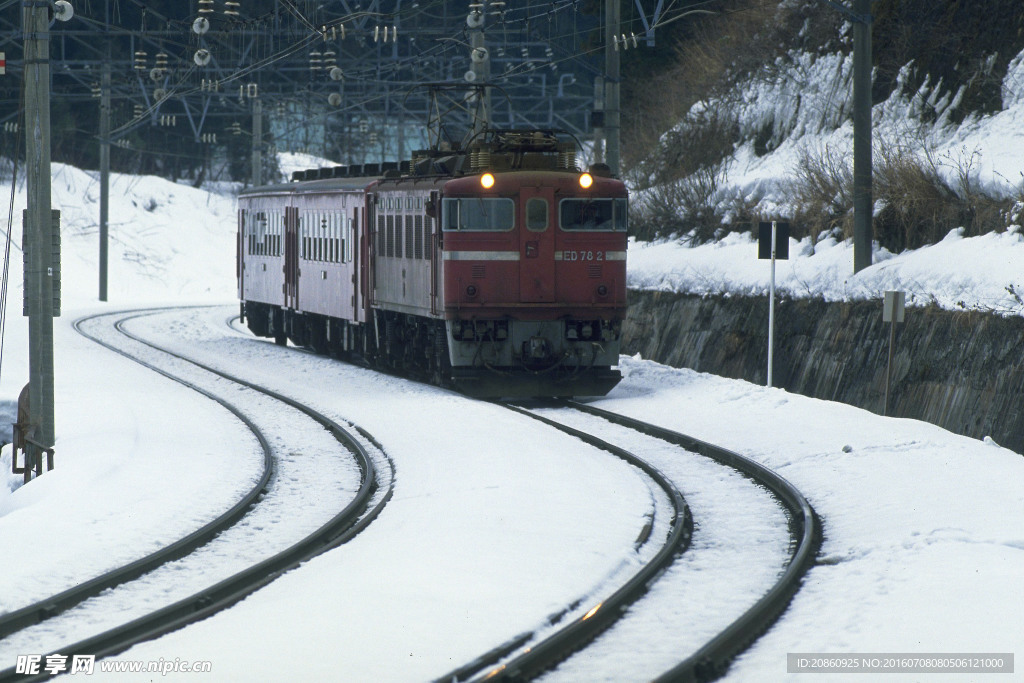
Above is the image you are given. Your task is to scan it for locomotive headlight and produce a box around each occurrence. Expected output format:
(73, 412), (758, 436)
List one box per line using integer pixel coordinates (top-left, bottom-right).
(480, 172), (496, 189)
(579, 173), (594, 189)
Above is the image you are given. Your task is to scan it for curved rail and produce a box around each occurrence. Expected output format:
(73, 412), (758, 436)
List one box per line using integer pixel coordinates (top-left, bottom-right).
(570, 401), (821, 683)
(0, 308), (395, 683)
(0, 313), (275, 640)
(437, 402), (695, 682)
(442, 400), (821, 682)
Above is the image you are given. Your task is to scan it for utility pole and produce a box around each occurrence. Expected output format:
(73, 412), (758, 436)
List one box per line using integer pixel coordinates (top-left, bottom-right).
(23, 0), (73, 478)
(251, 96), (262, 187)
(593, 76), (605, 164)
(852, 0), (872, 273)
(603, 0), (621, 176)
(99, 57), (110, 301)
(467, 4), (491, 137)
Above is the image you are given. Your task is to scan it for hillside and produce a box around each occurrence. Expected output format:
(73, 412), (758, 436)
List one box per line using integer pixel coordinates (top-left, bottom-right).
(624, 0), (1024, 255)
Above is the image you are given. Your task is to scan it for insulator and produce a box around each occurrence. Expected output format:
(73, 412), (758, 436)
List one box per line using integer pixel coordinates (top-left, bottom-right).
(374, 26), (380, 42)
(309, 51), (322, 71)
(521, 46), (529, 58)
(391, 26), (398, 42)
(475, 148), (491, 171)
(231, 122), (241, 135)
(198, 0), (214, 14)
(323, 50), (337, 68)
(133, 104), (144, 117)
(133, 51), (148, 71)
(558, 148), (576, 170)
(155, 52), (169, 69)
(224, 1), (240, 16)
(369, 132), (378, 144)
(91, 83), (101, 98)
(276, 102), (286, 116)
(545, 46), (553, 58)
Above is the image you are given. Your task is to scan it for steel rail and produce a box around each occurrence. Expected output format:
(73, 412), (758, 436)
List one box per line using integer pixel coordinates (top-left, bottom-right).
(444, 400), (821, 682)
(0, 312), (275, 640)
(568, 400), (822, 683)
(436, 401), (695, 683)
(0, 307), (394, 683)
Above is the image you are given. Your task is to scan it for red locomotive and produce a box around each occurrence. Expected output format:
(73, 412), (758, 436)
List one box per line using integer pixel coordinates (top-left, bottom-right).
(237, 130), (628, 397)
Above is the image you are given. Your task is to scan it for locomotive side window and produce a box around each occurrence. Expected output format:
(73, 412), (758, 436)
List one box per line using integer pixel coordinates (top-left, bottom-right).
(526, 198), (549, 232)
(558, 198), (628, 232)
(442, 198), (515, 231)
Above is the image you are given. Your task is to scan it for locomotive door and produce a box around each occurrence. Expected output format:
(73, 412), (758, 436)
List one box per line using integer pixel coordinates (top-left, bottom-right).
(283, 206), (299, 309)
(519, 187), (556, 303)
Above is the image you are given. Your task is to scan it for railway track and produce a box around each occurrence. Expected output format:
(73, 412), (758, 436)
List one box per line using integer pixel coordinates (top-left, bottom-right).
(446, 400), (821, 682)
(0, 309), (394, 682)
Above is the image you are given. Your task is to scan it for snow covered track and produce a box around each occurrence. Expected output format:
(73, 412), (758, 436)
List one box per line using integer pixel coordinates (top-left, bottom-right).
(441, 402), (695, 682)
(0, 309), (392, 683)
(557, 401), (822, 683)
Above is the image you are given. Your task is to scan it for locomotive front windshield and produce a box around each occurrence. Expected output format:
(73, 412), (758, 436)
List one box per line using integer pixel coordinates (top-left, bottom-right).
(559, 198), (628, 232)
(443, 197), (515, 231)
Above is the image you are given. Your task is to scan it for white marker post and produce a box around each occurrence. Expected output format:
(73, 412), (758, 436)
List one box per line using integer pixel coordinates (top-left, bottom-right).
(769, 221), (777, 387)
(883, 290), (905, 416)
(758, 221), (789, 388)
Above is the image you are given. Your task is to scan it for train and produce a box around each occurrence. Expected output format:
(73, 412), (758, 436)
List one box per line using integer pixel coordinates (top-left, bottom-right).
(237, 129), (628, 397)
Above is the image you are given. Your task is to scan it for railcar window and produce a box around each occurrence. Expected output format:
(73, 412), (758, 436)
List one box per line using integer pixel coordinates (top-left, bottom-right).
(559, 198), (628, 232)
(386, 215), (395, 258)
(414, 215), (424, 259)
(405, 216), (414, 259)
(346, 216), (354, 263)
(526, 198), (548, 232)
(442, 198), (514, 231)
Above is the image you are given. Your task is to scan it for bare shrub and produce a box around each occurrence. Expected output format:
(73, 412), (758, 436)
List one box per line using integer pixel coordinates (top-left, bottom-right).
(788, 143), (854, 244)
(630, 162), (730, 244)
(788, 138), (1014, 253)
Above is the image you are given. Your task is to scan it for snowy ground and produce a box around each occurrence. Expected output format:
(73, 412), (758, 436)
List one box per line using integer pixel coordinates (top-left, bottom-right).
(3, 56), (1024, 676)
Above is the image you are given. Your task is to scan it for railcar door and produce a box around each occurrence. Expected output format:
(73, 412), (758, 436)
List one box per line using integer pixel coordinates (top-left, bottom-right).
(284, 206), (299, 309)
(237, 208), (245, 301)
(519, 187), (556, 303)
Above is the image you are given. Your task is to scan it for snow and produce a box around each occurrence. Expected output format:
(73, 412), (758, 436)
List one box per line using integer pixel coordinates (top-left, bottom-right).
(1, 46), (1023, 681)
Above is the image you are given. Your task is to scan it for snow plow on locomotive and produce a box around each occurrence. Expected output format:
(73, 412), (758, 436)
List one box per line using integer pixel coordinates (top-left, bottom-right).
(237, 130), (628, 397)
